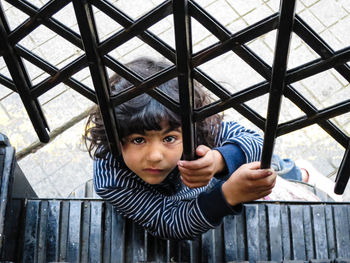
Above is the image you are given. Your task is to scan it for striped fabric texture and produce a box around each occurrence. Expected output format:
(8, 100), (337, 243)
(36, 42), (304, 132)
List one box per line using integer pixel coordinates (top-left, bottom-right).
(93, 121), (263, 239)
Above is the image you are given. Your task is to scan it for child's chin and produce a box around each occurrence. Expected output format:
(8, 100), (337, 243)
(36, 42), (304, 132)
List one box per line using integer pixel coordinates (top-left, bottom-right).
(143, 176), (167, 185)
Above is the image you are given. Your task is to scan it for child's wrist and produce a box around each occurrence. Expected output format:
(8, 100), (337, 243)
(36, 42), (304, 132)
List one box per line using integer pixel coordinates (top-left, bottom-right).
(213, 150), (226, 174)
(222, 181), (239, 206)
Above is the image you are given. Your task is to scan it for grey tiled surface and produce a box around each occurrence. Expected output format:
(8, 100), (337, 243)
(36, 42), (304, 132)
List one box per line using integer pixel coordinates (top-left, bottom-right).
(0, 0), (350, 201)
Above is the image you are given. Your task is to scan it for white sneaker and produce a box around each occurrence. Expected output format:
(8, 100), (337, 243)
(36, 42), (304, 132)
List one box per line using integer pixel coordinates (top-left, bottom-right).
(295, 159), (343, 202)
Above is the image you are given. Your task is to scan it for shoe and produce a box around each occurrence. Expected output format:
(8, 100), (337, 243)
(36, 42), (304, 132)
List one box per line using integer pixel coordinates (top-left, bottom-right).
(295, 159), (343, 202)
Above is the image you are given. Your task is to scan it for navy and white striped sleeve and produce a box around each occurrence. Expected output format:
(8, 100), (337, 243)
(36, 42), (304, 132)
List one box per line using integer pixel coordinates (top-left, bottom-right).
(215, 121), (263, 163)
(93, 154), (239, 240)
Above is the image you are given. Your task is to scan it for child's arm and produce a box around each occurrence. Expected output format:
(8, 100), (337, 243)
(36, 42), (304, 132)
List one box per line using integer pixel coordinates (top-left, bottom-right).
(179, 121), (263, 188)
(178, 145), (226, 188)
(221, 162), (276, 205)
(94, 154), (244, 240)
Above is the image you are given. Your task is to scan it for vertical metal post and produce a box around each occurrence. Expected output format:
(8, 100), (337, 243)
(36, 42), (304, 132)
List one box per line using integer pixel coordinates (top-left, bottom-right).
(0, 5), (50, 143)
(72, 0), (120, 156)
(173, 0), (195, 160)
(334, 143), (350, 194)
(260, 0), (297, 168)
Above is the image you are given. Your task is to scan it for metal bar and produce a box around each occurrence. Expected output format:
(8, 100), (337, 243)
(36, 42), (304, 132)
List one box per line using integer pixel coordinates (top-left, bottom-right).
(260, 0), (297, 168)
(15, 45), (96, 102)
(277, 100), (350, 136)
(193, 70), (266, 129)
(173, 0), (195, 160)
(189, 1), (276, 129)
(30, 55), (88, 98)
(294, 15), (350, 83)
(6, 0), (83, 49)
(104, 56), (180, 114)
(98, 0), (173, 55)
(72, 0), (121, 156)
(7, 0), (71, 45)
(334, 144), (350, 194)
(0, 74), (16, 92)
(190, 3), (279, 67)
(284, 86), (349, 148)
(191, 0), (350, 149)
(194, 80), (269, 123)
(0, 6), (50, 143)
(110, 65), (177, 107)
(91, 0), (176, 62)
(285, 47), (350, 84)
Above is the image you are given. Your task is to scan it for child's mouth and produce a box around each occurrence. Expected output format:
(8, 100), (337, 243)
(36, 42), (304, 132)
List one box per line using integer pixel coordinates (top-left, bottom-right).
(144, 168), (163, 174)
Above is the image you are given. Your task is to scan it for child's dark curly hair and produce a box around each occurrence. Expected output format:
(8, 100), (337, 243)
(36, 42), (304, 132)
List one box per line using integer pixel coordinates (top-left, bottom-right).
(84, 58), (223, 159)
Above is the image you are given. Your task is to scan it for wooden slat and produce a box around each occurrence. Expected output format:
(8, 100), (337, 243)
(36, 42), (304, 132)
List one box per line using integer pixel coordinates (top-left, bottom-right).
(37, 201), (48, 263)
(267, 204), (283, 262)
(110, 207), (126, 263)
(333, 205), (350, 259)
(303, 205), (315, 259)
(289, 205), (306, 260)
(67, 201), (82, 262)
(246, 204), (260, 262)
(312, 205), (329, 259)
(89, 202), (103, 262)
(46, 201), (60, 262)
(22, 200), (41, 263)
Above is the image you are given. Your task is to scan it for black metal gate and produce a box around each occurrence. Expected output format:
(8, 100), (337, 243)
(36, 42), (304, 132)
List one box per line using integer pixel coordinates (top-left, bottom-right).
(0, 0), (349, 193)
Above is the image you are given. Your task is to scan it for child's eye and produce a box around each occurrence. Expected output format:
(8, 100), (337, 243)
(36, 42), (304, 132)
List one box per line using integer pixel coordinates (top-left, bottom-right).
(163, 136), (176, 143)
(132, 137), (145, 144)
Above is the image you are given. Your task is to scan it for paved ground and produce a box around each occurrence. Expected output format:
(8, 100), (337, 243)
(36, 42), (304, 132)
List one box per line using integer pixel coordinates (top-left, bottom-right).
(1, 0), (350, 200)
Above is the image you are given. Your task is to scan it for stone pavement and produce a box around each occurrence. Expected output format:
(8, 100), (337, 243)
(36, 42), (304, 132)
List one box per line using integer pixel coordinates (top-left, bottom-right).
(0, 0), (350, 200)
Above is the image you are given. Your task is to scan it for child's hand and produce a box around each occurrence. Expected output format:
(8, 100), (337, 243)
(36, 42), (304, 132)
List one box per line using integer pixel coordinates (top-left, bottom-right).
(178, 145), (225, 188)
(222, 162), (277, 206)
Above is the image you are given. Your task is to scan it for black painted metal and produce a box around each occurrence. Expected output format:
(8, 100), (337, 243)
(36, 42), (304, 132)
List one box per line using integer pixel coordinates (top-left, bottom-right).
(335, 144), (350, 194)
(10, 199), (350, 262)
(0, 134), (36, 262)
(0, 134), (14, 259)
(0, 0), (350, 186)
(260, 0), (296, 168)
(72, 0), (120, 156)
(0, 5), (50, 143)
(173, 0), (196, 160)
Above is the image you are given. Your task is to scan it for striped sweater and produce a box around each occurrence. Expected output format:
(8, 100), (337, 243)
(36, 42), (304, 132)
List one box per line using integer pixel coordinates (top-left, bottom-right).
(93, 121), (263, 240)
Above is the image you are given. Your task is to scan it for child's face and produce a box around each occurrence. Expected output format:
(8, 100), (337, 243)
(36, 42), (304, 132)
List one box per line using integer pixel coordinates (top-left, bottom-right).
(121, 124), (183, 184)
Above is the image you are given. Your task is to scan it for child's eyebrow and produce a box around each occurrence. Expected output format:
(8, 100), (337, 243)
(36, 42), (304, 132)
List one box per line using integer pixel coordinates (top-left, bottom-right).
(163, 127), (181, 134)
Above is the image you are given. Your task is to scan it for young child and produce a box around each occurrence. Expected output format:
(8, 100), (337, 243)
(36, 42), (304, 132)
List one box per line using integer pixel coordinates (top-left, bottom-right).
(84, 58), (289, 240)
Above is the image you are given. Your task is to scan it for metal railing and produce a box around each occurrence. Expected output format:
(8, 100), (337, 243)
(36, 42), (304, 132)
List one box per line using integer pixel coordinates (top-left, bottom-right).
(0, 0), (349, 193)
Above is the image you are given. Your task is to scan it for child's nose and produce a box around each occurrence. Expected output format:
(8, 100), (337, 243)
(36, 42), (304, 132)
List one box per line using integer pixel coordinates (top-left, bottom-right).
(146, 144), (163, 163)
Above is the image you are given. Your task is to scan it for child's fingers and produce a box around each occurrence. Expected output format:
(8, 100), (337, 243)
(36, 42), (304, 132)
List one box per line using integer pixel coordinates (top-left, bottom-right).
(179, 168), (212, 182)
(244, 161), (261, 170)
(181, 175), (209, 188)
(195, 145), (211, 157)
(246, 168), (274, 180)
(178, 158), (210, 170)
(253, 172), (277, 191)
